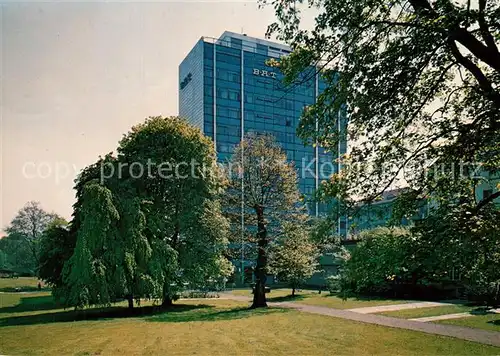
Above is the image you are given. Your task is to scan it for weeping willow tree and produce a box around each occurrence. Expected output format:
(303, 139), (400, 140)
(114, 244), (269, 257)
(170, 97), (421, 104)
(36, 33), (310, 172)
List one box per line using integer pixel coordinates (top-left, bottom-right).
(60, 117), (232, 309)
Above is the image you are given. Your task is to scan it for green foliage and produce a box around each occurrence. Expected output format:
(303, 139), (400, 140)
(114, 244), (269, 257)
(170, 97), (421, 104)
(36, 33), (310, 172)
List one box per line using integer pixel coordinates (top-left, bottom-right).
(264, 0), (500, 217)
(413, 202), (500, 307)
(60, 116), (231, 308)
(118, 116), (230, 301)
(0, 249), (10, 271)
(224, 133), (307, 307)
(38, 217), (72, 287)
(339, 227), (416, 297)
(0, 233), (35, 275)
(269, 222), (320, 293)
(341, 203), (500, 304)
(64, 183), (121, 308)
(325, 274), (350, 297)
(4, 202), (59, 275)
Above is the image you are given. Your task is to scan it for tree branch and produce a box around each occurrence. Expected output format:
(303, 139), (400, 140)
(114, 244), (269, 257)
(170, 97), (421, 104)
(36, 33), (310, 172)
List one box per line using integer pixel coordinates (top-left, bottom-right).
(478, 0), (499, 52)
(475, 190), (500, 212)
(453, 28), (500, 73)
(447, 38), (500, 109)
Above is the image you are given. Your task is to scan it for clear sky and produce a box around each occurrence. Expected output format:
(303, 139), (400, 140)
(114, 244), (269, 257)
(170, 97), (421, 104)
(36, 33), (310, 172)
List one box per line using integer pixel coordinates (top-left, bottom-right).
(0, 1), (317, 230)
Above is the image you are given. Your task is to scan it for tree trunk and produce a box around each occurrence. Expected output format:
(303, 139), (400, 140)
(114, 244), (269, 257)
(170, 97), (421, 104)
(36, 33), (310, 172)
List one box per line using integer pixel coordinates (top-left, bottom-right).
(251, 205), (268, 309)
(126, 294), (134, 309)
(162, 296), (173, 308)
(292, 287), (296, 297)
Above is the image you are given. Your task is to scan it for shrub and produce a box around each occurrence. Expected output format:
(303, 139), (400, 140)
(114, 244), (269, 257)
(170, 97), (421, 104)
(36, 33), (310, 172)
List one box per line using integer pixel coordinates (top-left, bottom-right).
(326, 275), (341, 293)
(465, 282), (500, 307)
(338, 227), (416, 297)
(326, 274), (354, 299)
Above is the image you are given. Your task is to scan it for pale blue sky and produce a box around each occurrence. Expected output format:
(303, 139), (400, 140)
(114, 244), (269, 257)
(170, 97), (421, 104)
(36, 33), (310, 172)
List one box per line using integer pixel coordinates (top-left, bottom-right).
(0, 1), (316, 229)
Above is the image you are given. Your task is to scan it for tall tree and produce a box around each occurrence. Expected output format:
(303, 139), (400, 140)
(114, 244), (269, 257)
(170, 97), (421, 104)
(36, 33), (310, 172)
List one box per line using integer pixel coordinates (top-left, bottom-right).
(269, 222), (320, 296)
(264, 0), (500, 215)
(5, 201), (58, 274)
(117, 116), (231, 306)
(60, 116), (231, 309)
(225, 133), (306, 308)
(0, 233), (34, 275)
(38, 217), (71, 287)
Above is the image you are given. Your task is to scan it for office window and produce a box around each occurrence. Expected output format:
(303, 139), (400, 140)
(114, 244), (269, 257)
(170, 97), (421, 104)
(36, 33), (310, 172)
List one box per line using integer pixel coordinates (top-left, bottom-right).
(217, 69), (228, 81)
(245, 111), (254, 121)
(256, 44), (267, 55)
(229, 109), (240, 119)
(218, 89), (228, 99)
(204, 85), (213, 97)
(231, 37), (243, 49)
(204, 67), (213, 77)
(217, 107), (229, 117)
(285, 119), (292, 127)
(229, 72), (240, 83)
(228, 90), (240, 101)
(245, 93), (253, 103)
(217, 142), (231, 153)
(217, 53), (240, 64)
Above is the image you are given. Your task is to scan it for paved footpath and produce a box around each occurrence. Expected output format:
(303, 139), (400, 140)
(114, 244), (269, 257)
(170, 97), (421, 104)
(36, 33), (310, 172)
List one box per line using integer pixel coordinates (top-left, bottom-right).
(347, 301), (451, 314)
(220, 294), (500, 347)
(410, 312), (473, 322)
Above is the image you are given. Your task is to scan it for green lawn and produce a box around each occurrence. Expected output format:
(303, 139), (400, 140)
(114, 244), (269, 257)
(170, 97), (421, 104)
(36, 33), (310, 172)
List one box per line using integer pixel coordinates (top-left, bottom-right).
(227, 288), (412, 309)
(377, 304), (477, 319)
(1, 292), (499, 355)
(0, 277), (46, 292)
(438, 313), (500, 333)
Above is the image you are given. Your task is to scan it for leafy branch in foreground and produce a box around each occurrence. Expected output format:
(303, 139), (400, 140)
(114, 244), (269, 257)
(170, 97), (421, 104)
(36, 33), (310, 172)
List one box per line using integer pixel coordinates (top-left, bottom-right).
(264, 0), (500, 214)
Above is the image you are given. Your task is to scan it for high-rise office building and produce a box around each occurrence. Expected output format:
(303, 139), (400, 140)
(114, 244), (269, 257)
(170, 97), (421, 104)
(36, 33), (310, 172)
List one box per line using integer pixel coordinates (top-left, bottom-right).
(179, 31), (347, 232)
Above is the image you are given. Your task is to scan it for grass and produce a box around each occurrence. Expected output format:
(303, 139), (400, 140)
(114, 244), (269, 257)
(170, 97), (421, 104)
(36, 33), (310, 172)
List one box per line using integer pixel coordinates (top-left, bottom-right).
(438, 313), (500, 333)
(227, 288), (412, 309)
(0, 277), (47, 292)
(377, 304), (478, 319)
(1, 293), (499, 355)
(0, 278), (498, 355)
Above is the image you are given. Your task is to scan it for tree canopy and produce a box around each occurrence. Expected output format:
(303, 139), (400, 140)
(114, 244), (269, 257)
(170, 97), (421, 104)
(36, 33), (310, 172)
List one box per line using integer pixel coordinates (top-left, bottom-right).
(225, 133), (307, 308)
(269, 222), (320, 296)
(4, 201), (59, 275)
(59, 116), (232, 309)
(38, 217), (71, 287)
(264, 0), (500, 213)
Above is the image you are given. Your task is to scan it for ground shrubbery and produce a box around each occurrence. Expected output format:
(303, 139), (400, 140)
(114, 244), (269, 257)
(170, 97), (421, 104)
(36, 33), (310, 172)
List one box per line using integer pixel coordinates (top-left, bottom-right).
(328, 227), (443, 299)
(330, 206), (500, 306)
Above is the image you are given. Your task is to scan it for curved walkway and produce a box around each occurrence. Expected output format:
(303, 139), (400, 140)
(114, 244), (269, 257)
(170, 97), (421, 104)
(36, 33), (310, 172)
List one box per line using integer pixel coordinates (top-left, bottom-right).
(221, 294), (500, 347)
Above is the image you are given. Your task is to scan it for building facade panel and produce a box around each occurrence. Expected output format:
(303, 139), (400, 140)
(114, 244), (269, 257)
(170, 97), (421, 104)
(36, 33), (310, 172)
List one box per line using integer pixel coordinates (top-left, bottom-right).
(178, 39), (205, 131)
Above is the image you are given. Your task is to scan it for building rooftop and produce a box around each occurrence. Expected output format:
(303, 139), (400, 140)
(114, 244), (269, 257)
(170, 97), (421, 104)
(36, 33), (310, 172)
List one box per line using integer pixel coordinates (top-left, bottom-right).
(200, 30), (292, 58)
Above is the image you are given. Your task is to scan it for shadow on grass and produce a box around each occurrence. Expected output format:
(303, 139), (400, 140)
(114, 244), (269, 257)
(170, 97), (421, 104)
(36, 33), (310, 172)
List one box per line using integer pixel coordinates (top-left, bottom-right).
(0, 287), (51, 293)
(0, 303), (211, 328)
(487, 319), (500, 327)
(338, 295), (406, 302)
(147, 305), (290, 323)
(0, 295), (61, 314)
(469, 307), (496, 315)
(0, 298), (291, 328)
(267, 294), (307, 303)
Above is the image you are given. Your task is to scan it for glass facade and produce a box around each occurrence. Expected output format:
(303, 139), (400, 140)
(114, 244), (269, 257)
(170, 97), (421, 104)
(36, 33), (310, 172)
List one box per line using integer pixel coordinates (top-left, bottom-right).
(179, 31), (347, 235)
